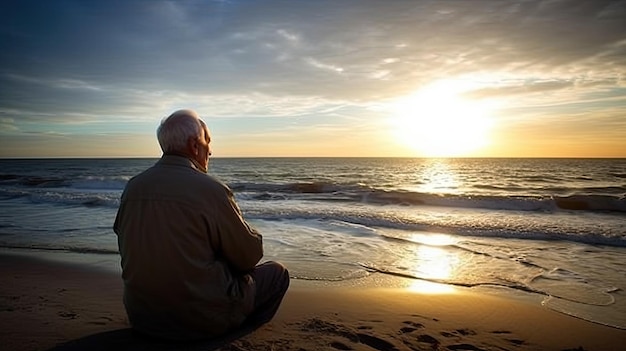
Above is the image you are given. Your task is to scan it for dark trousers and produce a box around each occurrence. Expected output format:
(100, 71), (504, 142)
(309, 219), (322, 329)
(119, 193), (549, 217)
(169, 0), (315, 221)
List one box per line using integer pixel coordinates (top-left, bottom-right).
(244, 261), (290, 327)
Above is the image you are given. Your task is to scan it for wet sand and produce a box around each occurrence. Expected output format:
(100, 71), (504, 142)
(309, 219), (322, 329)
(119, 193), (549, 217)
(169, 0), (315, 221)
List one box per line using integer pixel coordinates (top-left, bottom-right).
(1, 251), (624, 351)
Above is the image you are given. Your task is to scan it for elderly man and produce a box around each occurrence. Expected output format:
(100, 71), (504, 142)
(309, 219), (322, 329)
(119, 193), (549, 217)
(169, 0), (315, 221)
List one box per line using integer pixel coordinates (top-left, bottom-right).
(114, 109), (289, 340)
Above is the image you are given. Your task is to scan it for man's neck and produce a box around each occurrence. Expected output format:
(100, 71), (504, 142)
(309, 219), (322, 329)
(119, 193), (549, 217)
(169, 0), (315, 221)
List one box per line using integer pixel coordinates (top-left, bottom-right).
(163, 152), (207, 173)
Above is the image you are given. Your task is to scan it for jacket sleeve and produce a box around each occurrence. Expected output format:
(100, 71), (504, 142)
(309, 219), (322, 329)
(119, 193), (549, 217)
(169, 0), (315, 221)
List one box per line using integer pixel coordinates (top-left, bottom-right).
(112, 189), (127, 236)
(210, 185), (263, 272)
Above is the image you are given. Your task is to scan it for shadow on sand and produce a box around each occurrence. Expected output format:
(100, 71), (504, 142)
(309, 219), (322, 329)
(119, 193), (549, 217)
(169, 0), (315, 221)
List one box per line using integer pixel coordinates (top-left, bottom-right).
(47, 325), (259, 351)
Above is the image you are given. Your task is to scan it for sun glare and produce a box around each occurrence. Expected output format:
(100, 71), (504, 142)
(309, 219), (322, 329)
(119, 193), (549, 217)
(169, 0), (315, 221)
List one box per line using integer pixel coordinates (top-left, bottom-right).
(390, 79), (495, 157)
(397, 232), (459, 294)
(405, 244), (458, 294)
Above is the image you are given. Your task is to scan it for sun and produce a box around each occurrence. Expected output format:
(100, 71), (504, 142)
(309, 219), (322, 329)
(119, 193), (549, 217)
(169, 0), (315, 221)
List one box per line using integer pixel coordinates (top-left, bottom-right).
(389, 80), (495, 157)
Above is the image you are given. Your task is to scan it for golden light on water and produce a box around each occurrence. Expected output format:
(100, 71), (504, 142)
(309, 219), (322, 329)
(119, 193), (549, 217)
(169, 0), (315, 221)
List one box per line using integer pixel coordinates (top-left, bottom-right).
(419, 160), (459, 194)
(402, 159), (460, 196)
(415, 245), (455, 279)
(404, 233), (459, 294)
(398, 161), (462, 294)
(410, 232), (456, 247)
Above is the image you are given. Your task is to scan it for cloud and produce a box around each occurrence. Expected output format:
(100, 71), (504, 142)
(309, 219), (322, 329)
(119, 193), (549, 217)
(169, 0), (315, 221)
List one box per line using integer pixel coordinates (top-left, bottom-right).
(466, 80), (575, 99)
(4, 1), (625, 98)
(0, 0), (625, 156)
(0, 117), (18, 132)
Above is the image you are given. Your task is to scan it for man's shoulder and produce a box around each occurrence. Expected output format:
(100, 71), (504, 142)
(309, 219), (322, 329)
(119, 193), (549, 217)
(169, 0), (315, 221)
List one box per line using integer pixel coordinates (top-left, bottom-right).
(123, 166), (231, 205)
(192, 171), (228, 189)
(127, 160), (223, 186)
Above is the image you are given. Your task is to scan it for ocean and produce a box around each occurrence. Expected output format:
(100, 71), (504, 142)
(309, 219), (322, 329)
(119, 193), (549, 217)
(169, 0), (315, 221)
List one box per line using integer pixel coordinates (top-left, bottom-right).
(0, 157), (625, 329)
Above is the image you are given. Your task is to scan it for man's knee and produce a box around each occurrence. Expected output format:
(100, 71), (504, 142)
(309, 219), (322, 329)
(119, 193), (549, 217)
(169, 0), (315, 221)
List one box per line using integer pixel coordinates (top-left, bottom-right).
(266, 261), (290, 289)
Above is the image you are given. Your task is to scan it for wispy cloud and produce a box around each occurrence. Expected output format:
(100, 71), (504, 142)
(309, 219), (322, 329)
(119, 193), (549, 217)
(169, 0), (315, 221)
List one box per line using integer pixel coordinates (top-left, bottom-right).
(1, 0), (625, 157)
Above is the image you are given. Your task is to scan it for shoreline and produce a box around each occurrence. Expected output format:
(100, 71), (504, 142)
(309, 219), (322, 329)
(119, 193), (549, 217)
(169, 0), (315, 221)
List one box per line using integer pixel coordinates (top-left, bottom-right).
(1, 251), (625, 351)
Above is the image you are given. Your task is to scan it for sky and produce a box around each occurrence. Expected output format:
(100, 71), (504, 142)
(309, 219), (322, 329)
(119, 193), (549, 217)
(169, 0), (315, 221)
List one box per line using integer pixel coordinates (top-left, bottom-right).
(1, 0), (625, 158)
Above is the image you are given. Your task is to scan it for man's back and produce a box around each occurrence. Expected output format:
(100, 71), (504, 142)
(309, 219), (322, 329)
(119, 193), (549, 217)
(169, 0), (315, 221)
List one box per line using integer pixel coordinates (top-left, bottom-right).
(114, 155), (263, 340)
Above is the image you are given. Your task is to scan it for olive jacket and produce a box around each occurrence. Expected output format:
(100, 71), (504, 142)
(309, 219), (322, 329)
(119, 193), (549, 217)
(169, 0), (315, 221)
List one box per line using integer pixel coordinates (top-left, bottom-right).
(114, 155), (263, 340)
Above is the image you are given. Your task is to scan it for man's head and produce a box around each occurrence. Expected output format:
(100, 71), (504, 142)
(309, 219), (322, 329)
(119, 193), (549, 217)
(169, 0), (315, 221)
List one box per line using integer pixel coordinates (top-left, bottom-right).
(157, 109), (212, 172)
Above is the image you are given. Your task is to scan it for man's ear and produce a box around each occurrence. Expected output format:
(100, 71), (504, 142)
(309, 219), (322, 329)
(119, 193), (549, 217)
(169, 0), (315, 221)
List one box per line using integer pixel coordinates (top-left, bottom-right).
(187, 137), (199, 156)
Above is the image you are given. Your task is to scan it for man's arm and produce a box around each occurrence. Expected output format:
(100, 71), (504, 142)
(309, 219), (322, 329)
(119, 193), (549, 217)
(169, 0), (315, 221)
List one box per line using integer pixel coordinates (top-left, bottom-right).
(210, 186), (263, 272)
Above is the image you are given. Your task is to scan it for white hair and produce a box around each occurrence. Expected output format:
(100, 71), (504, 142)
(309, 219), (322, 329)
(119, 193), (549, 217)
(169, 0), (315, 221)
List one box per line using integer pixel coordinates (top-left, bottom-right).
(156, 109), (204, 153)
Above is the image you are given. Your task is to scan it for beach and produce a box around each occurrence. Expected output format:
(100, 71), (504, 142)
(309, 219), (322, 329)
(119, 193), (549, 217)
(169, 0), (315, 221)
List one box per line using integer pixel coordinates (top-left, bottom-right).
(2, 251), (624, 351)
(1, 158), (625, 349)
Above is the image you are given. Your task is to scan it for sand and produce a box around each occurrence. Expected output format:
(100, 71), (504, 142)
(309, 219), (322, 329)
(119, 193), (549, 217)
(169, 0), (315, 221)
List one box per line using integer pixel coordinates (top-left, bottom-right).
(1, 251), (624, 351)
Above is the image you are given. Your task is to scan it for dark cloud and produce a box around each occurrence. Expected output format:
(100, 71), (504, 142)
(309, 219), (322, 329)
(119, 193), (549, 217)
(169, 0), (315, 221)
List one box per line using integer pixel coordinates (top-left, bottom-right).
(2, 1), (625, 96)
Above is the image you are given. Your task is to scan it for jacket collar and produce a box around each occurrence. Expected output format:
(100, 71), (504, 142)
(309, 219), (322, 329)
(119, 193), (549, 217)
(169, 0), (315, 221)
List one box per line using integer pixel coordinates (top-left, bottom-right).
(158, 154), (206, 173)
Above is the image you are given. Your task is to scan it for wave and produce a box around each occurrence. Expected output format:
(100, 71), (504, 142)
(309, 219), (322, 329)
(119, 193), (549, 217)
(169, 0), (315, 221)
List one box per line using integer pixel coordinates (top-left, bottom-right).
(362, 190), (626, 213)
(231, 180), (346, 194)
(0, 173), (129, 191)
(71, 177), (129, 190)
(4, 169), (625, 214)
(0, 173), (126, 208)
(245, 205), (626, 248)
(236, 181), (626, 213)
(553, 194), (626, 211)
(0, 189), (120, 208)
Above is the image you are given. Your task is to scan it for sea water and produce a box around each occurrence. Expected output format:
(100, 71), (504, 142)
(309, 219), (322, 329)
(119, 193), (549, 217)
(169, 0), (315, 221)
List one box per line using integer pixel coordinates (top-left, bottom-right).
(0, 157), (625, 329)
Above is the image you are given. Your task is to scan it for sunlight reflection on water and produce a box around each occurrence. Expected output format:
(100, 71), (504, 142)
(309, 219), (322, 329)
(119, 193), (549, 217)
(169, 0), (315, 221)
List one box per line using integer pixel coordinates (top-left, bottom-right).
(403, 233), (459, 294)
(419, 160), (460, 194)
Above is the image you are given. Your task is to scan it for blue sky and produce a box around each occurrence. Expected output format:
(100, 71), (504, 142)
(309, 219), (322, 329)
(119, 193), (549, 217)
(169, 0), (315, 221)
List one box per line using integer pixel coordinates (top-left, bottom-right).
(1, 0), (625, 157)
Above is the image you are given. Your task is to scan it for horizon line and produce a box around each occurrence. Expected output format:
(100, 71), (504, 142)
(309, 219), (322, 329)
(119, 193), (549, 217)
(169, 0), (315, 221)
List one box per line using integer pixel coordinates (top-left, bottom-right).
(2, 156), (626, 160)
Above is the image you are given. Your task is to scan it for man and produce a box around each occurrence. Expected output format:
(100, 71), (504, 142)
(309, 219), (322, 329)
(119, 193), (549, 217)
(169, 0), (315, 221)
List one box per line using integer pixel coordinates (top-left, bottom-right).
(114, 109), (289, 340)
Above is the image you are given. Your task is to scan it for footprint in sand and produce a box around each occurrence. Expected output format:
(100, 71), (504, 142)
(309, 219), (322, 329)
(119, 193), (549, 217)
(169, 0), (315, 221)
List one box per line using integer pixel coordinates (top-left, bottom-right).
(330, 341), (352, 350)
(399, 320), (425, 333)
(356, 333), (399, 351)
(506, 338), (525, 346)
(490, 330), (512, 334)
(440, 331), (455, 338)
(440, 328), (477, 338)
(300, 318), (399, 351)
(415, 334), (440, 350)
(398, 321), (441, 351)
(455, 328), (477, 336)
